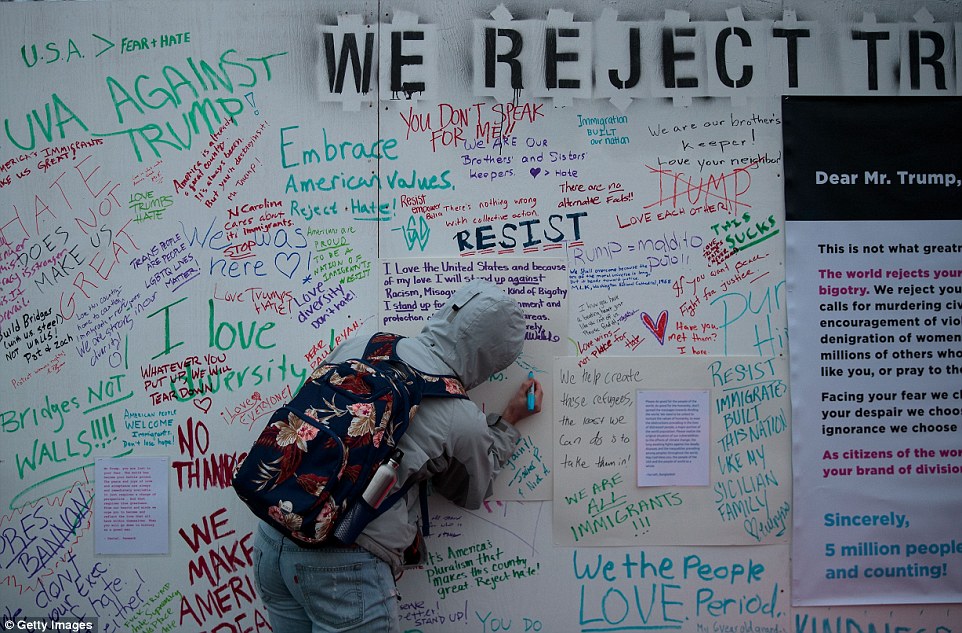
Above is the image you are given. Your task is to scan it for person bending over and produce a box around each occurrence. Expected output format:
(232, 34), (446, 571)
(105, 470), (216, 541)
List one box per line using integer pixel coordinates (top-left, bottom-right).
(252, 279), (543, 632)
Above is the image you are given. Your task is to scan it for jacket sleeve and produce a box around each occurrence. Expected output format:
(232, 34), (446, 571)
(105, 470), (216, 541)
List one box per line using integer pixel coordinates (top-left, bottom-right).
(431, 410), (521, 509)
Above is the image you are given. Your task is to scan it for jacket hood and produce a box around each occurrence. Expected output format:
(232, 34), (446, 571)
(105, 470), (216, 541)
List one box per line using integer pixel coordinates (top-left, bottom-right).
(413, 279), (525, 389)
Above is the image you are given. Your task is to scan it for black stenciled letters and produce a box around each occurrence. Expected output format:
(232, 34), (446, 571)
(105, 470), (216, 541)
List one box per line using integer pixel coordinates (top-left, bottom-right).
(484, 27), (524, 89)
(851, 29), (890, 91)
(715, 27), (753, 89)
(322, 32), (375, 93)
(608, 27), (641, 89)
(909, 30), (947, 91)
(546, 27), (581, 89)
(772, 27), (811, 88)
(391, 30), (426, 94)
(662, 27), (698, 89)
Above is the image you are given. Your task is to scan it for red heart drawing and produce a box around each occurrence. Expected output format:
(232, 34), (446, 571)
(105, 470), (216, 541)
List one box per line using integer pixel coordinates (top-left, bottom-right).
(193, 397), (213, 413)
(641, 310), (669, 345)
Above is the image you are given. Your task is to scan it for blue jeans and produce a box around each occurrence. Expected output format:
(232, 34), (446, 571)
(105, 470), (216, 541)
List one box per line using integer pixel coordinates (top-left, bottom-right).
(253, 523), (400, 633)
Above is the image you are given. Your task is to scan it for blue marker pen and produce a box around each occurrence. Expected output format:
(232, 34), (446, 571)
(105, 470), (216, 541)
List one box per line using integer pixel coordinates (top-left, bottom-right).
(527, 371), (536, 410)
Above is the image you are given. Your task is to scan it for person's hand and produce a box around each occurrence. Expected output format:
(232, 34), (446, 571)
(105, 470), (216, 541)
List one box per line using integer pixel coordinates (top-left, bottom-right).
(501, 376), (542, 424)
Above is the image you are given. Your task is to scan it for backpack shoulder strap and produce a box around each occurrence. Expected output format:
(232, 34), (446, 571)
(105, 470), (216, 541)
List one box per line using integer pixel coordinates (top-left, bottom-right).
(361, 332), (403, 361)
(363, 474), (433, 538)
(353, 333), (467, 539)
(363, 332), (468, 399)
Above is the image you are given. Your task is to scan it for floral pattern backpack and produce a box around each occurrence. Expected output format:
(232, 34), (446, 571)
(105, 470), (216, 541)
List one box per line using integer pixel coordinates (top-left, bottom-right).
(231, 332), (467, 546)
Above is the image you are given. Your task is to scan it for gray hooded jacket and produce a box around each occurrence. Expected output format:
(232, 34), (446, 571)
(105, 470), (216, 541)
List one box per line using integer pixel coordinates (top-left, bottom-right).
(326, 279), (526, 573)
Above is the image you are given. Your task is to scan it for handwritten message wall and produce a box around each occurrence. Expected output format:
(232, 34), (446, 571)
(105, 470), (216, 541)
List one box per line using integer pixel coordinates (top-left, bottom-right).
(395, 497), (791, 632)
(377, 257), (567, 501)
(553, 356), (791, 547)
(1, 0), (960, 631)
